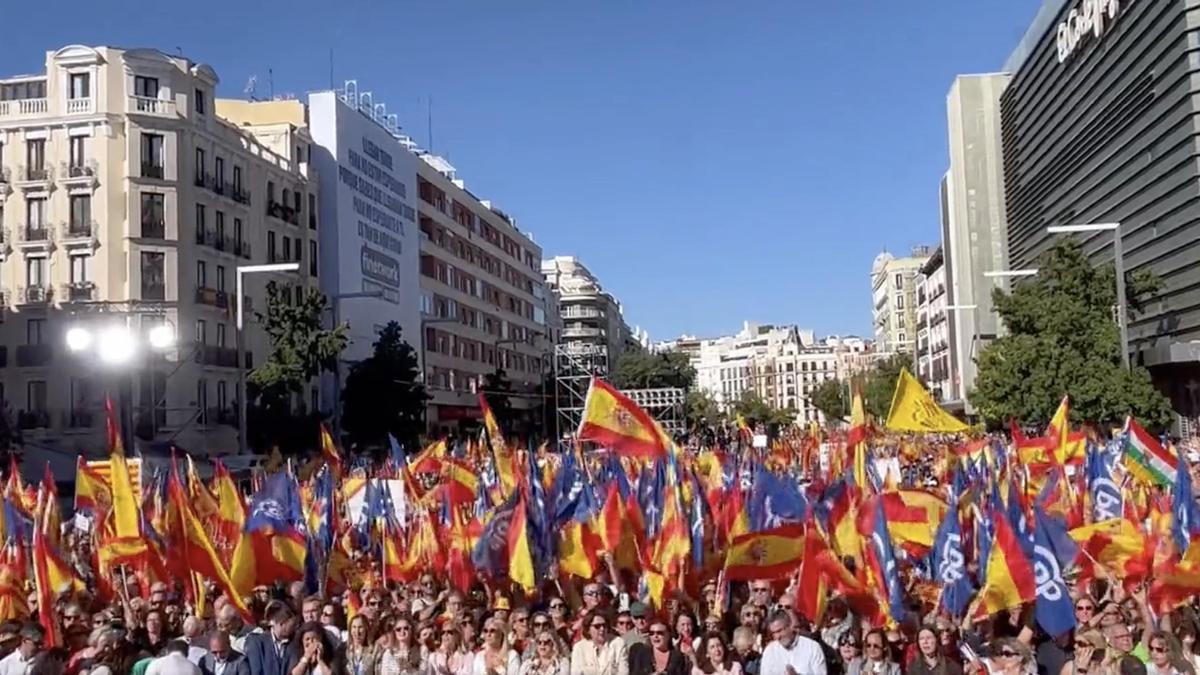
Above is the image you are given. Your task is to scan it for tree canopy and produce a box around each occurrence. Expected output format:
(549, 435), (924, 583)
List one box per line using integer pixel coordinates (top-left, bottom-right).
(341, 321), (428, 453)
(809, 377), (848, 421)
(611, 349), (696, 390)
(247, 283), (348, 452)
(733, 390), (795, 428)
(970, 240), (1172, 429)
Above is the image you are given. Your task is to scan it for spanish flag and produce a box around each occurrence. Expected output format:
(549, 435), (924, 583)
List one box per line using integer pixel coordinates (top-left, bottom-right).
(74, 457), (111, 518)
(98, 398), (149, 568)
(884, 368), (968, 433)
(211, 460), (245, 564)
(507, 492), (536, 592)
(578, 377), (669, 459)
(0, 545), (27, 622)
(978, 510), (1036, 614)
(319, 423), (343, 478)
(723, 523), (806, 580)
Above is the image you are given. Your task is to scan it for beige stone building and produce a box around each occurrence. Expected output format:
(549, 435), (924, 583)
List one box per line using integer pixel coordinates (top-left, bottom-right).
(870, 246), (934, 356)
(0, 45), (317, 463)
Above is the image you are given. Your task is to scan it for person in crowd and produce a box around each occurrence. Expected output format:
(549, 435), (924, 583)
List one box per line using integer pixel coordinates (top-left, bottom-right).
(289, 623), (334, 675)
(474, 618), (519, 675)
(748, 585), (773, 613)
(907, 626), (961, 675)
(1147, 631), (1193, 675)
(731, 628), (761, 675)
(134, 610), (170, 657)
(572, 588), (606, 638)
(835, 633), (862, 675)
(760, 610), (826, 675)
(737, 609), (762, 652)
(548, 599), (570, 641)
(693, 633), (742, 675)
(218, 607), (253, 655)
(0, 621), (22, 661)
(570, 611), (626, 675)
(510, 610), (532, 657)
(629, 606), (649, 648)
(0, 624), (47, 675)
(1175, 622), (1200, 675)
(675, 614), (699, 661)
(1106, 623), (1148, 666)
(846, 630), (898, 675)
(146, 640), (202, 675)
(976, 638), (1034, 675)
(200, 632), (249, 675)
(429, 626), (472, 675)
(333, 614), (378, 675)
(244, 603), (300, 675)
(518, 630), (569, 675)
(629, 621), (688, 675)
(1060, 630), (1105, 675)
(378, 616), (427, 675)
(180, 617), (210, 666)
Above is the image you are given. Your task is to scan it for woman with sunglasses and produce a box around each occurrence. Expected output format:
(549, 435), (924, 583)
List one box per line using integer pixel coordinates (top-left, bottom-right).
(1146, 631), (1193, 675)
(1059, 630), (1105, 675)
(836, 633), (862, 675)
(907, 626), (961, 675)
(519, 630), (569, 675)
(378, 617), (428, 675)
(980, 638), (1033, 675)
(1174, 620), (1200, 675)
(847, 629), (900, 675)
(334, 614), (380, 675)
(693, 633), (742, 675)
(473, 618), (520, 675)
(429, 626), (473, 675)
(571, 610), (628, 675)
(629, 620), (689, 675)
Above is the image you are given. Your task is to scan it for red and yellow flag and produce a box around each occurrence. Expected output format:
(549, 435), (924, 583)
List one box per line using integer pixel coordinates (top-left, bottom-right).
(723, 524), (806, 580)
(578, 377), (668, 459)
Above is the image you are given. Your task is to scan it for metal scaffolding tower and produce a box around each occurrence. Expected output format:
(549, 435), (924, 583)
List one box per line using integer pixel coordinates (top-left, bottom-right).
(621, 387), (686, 440)
(554, 343), (608, 440)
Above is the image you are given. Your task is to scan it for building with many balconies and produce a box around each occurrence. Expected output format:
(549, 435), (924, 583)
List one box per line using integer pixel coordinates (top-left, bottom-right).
(0, 45), (318, 468)
(541, 256), (632, 375)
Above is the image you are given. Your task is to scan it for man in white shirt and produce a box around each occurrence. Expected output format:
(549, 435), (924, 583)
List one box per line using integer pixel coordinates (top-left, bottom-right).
(147, 640), (203, 675)
(0, 624), (44, 675)
(760, 610), (827, 675)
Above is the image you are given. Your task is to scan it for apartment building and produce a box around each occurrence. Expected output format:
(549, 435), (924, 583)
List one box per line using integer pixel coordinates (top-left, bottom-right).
(417, 155), (548, 431)
(870, 247), (933, 355)
(541, 255), (632, 374)
(0, 45), (317, 463)
(915, 247), (955, 402)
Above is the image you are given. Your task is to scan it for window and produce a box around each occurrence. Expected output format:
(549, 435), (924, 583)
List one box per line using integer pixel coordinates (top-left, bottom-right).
(309, 240), (318, 276)
(26, 319), (44, 344)
(216, 324), (226, 348)
(27, 139), (45, 174)
(0, 80), (45, 100)
(234, 218), (243, 244)
(141, 133), (164, 178)
(26, 198), (46, 228)
(267, 181), (276, 205)
(897, 332), (906, 345)
(141, 252), (165, 300)
(214, 157), (224, 185)
(195, 147), (206, 185)
(217, 381), (227, 410)
(134, 76), (159, 99)
(308, 193), (317, 230)
(70, 254), (90, 284)
(25, 257), (45, 287)
(895, 295), (904, 310)
(69, 136), (85, 170)
(197, 380), (208, 423)
(195, 204), (206, 243)
(215, 211), (226, 243)
(894, 273), (903, 290)
(197, 260), (207, 287)
(233, 166), (243, 193)
(69, 195), (90, 231)
(27, 381), (47, 414)
(141, 193), (165, 238)
(282, 236), (291, 262)
(196, 320), (207, 344)
(68, 73), (90, 99)
(195, 89), (207, 115)
(267, 231), (276, 261)
(217, 265), (226, 292)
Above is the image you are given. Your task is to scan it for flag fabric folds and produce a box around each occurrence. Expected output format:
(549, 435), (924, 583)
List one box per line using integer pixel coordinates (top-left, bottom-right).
(1123, 417), (1176, 487)
(230, 471), (309, 596)
(578, 377), (669, 459)
(885, 369), (968, 433)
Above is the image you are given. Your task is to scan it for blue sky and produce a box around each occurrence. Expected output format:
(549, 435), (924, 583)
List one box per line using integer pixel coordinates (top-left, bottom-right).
(3, 0), (1042, 340)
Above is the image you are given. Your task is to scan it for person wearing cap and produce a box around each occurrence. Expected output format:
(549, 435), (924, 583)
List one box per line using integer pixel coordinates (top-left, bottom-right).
(627, 605), (649, 647)
(0, 623), (45, 675)
(494, 597), (512, 625)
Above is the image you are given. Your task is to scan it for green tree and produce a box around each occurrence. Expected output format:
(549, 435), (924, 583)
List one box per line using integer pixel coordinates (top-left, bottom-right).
(341, 321), (428, 453)
(247, 282), (348, 453)
(686, 389), (723, 430)
(483, 368), (515, 431)
(611, 349), (696, 390)
(863, 354), (914, 420)
(809, 377), (848, 421)
(733, 390), (795, 428)
(970, 240), (1172, 429)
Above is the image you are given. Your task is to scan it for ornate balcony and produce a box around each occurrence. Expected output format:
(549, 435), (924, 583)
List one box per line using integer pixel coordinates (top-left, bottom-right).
(65, 98), (94, 115)
(62, 281), (96, 303)
(13, 165), (52, 191)
(267, 200), (299, 225)
(128, 96), (177, 117)
(0, 98), (47, 119)
(16, 223), (53, 253)
(59, 160), (99, 188)
(17, 285), (52, 306)
(195, 286), (230, 310)
(61, 220), (98, 250)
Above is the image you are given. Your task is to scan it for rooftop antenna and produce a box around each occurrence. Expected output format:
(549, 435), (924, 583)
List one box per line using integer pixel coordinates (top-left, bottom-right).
(328, 48), (334, 90)
(268, 68), (275, 99)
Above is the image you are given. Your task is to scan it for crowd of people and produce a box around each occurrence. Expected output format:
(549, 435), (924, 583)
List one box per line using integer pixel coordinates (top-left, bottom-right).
(4, 540), (1200, 675)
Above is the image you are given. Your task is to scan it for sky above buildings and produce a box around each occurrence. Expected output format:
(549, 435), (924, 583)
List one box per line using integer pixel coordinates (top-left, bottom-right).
(3, 0), (1042, 341)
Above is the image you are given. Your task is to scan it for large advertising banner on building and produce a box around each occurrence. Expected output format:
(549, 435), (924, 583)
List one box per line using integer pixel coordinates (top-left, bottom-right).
(308, 91), (420, 367)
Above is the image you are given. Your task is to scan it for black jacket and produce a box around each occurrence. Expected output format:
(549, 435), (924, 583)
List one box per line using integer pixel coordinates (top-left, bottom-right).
(628, 644), (691, 675)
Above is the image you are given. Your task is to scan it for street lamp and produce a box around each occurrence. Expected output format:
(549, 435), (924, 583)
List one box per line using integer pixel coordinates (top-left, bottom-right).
(1047, 222), (1128, 370)
(236, 262), (300, 455)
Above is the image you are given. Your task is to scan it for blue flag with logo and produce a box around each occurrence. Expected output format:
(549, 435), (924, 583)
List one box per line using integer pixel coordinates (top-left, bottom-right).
(749, 465), (809, 531)
(471, 491), (519, 574)
(637, 461), (666, 538)
(1032, 510), (1077, 637)
(932, 503), (974, 617)
(1172, 441), (1200, 555)
(867, 497), (908, 623)
(1088, 439), (1124, 522)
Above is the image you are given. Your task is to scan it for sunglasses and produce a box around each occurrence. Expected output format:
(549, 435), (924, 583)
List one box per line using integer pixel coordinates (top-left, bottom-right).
(1151, 646), (1168, 654)
(1076, 604), (1095, 612)
(549, 603), (564, 609)
(590, 623), (607, 630)
(537, 639), (554, 647)
(483, 629), (497, 635)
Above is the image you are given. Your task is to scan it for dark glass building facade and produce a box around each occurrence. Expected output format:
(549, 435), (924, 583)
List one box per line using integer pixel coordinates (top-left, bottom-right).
(1001, 0), (1200, 420)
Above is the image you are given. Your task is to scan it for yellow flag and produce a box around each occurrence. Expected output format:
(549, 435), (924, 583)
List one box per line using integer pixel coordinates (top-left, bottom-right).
(884, 369), (968, 433)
